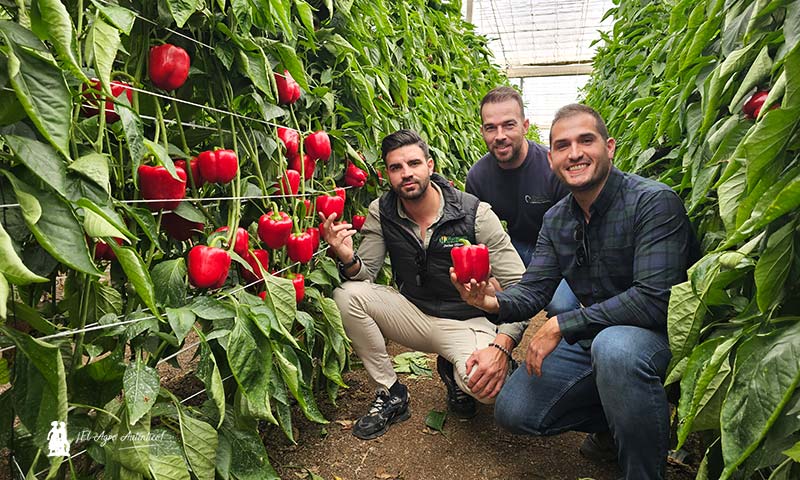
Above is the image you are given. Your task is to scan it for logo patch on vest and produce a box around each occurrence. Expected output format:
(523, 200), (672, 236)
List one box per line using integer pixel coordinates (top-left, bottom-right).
(439, 235), (468, 248)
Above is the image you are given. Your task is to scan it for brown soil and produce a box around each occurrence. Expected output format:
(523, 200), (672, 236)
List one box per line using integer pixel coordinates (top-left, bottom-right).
(264, 314), (700, 480)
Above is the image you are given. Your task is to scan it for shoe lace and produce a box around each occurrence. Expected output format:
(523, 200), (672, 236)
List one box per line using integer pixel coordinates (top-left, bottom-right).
(368, 393), (389, 415)
(451, 384), (472, 404)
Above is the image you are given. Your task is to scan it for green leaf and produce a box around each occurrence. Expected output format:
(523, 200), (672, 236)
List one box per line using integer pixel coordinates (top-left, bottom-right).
(166, 307), (195, 344)
(270, 42), (308, 91)
(69, 153), (111, 194)
(226, 315), (277, 423)
(178, 408), (217, 480)
(743, 107), (800, 192)
(0, 274), (7, 319)
(119, 105), (146, 180)
(77, 197), (135, 239)
(189, 296), (235, 320)
(729, 45), (772, 111)
(217, 410), (280, 480)
(425, 410), (446, 432)
(3, 40), (71, 157)
(718, 165), (746, 234)
(784, 441), (800, 461)
(2, 171), (101, 276)
(3, 135), (68, 198)
(151, 259), (188, 308)
(123, 359), (159, 425)
(0, 221), (47, 285)
(83, 208), (127, 239)
(91, 0), (136, 35)
(149, 430), (190, 480)
(294, 0), (315, 34)
(112, 407), (151, 475)
(262, 273), (296, 328)
(2, 326), (68, 448)
(720, 322), (800, 478)
(754, 221), (795, 312)
(34, 0), (87, 83)
(196, 333), (225, 427)
(109, 244), (160, 317)
(666, 279), (710, 379)
(167, 0), (199, 28)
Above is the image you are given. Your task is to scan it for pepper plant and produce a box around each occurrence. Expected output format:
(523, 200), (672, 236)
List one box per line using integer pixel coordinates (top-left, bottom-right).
(584, 0), (800, 477)
(0, 0), (504, 477)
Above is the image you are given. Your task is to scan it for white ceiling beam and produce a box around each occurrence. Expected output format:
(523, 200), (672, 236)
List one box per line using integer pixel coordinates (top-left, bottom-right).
(506, 63), (593, 78)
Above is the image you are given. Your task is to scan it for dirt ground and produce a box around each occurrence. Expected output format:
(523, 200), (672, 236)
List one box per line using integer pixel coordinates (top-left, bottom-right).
(263, 313), (700, 480)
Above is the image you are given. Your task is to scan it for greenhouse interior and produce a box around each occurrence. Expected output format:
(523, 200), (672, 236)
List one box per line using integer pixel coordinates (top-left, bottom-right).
(0, 0), (798, 479)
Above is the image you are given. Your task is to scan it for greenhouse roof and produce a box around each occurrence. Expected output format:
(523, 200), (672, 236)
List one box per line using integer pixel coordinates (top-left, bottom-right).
(465, 0), (615, 76)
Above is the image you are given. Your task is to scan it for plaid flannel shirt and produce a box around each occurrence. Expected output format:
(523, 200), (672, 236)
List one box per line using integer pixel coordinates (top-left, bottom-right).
(495, 167), (698, 347)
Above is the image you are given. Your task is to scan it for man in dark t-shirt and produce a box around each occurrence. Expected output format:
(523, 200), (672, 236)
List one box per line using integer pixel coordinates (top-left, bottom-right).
(466, 86), (578, 315)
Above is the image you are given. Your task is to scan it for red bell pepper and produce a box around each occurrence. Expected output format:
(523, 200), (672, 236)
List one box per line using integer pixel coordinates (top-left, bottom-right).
(345, 162), (368, 188)
(81, 79), (132, 123)
(742, 90), (774, 119)
(275, 70), (301, 104)
(286, 231), (314, 264)
(93, 237), (123, 261)
(149, 44), (190, 91)
(304, 130), (331, 162)
(188, 245), (231, 289)
(289, 273), (305, 303)
(174, 158), (205, 187)
(316, 193), (345, 220)
(138, 165), (187, 211)
(258, 210), (293, 249)
(242, 249), (270, 283)
(277, 169), (301, 195)
(162, 213), (204, 241)
(302, 199), (313, 216)
(289, 154), (316, 180)
(305, 226), (320, 251)
(277, 127), (300, 160)
(352, 215), (366, 231)
(198, 149), (238, 184)
(215, 226), (249, 256)
(450, 240), (490, 284)
(335, 187), (346, 201)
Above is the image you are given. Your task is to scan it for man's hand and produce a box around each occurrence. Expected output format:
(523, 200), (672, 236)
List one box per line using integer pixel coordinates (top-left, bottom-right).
(465, 344), (510, 399)
(319, 212), (356, 262)
(525, 316), (562, 377)
(450, 268), (500, 314)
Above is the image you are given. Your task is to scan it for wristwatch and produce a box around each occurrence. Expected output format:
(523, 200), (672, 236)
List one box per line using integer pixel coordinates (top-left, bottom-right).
(338, 253), (360, 275)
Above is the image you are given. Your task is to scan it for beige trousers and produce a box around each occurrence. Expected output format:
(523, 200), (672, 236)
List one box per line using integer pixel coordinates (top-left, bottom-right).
(333, 281), (498, 403)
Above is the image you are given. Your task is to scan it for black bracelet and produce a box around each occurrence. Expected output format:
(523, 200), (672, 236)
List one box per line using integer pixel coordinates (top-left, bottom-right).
(488, 342), (512, 359)
(339, 253), (360, 270)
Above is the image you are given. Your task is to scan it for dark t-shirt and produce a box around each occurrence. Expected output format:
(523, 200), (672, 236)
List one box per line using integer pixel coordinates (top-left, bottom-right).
(466, 140), (567, 246)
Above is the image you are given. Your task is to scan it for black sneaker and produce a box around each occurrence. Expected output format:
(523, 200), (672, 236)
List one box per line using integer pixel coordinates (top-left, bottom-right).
(351, 387), (411, 440)
(436, 356), (477, 419)
(579, 432), (617, 462)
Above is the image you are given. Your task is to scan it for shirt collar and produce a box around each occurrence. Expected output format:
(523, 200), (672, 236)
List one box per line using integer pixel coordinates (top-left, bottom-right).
(569, 166), (623, 220)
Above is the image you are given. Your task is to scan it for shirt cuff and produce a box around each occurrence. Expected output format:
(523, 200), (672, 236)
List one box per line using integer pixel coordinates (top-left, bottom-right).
(556, 309), (588, 345)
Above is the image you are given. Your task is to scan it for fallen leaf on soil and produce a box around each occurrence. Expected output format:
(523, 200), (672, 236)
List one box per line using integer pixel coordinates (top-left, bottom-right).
(335, 419), (354, 429)
(374, 468), (401, 479)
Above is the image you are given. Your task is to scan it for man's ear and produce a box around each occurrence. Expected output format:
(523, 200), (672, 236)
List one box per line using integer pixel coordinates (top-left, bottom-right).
(606, 137), (616, 160)
(547, 150), (553, 170)
(427, 157), (434, 173)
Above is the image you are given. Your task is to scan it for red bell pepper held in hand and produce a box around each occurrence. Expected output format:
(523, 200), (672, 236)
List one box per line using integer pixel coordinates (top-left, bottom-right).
(198, 149), (238, 184)
(81, 79), (133, 123)
(215, 226), (249, 256)
(288, 154), (316, 180)
(174, 158), (205, 187)
(345, 162), (368, 188)
(286, 231), (314, 264)
(315, 193), (345, 220)
(242, 249), (270, 283)
(149, 44), (190, 91)
(352, 214), (366, 231)
(450, 240), (490, 284)
(138, 165), (187, 211)
(258, 210), (293, 249)
(162, 213), (204, 241)
(188, 245), (231, 289)
(275, 70), (301, 105)
(277, 169), (301, 195)
(277, 127), (300, 160)
(304, 131), (331, 162)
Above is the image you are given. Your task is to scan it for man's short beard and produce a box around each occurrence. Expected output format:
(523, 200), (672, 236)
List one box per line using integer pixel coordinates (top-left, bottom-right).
(395, 176), (430, 200)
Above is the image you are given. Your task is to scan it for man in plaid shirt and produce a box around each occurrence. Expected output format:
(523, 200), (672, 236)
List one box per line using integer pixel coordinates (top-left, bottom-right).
(452, 104), (698, 480)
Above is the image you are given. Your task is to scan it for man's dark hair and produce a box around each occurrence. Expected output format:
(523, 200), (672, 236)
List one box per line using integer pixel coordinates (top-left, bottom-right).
(480, 86), (525, 119)
(549, 104), (610, 145)
(381, 129), (430, 162)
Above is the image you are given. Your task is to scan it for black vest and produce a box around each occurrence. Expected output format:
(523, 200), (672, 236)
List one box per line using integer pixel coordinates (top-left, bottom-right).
(379, 174), (489, 320)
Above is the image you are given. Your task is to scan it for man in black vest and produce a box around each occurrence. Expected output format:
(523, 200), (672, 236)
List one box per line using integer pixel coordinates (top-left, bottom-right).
(320, 129), (527, 440)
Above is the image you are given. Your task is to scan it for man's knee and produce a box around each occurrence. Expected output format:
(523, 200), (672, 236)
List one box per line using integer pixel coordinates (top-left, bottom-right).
(333, 281), (370, 306)
(494, 380), (545, 435)
(591, 327), (670, 384)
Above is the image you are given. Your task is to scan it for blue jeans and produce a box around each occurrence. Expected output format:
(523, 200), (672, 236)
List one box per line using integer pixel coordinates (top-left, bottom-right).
(495, 326), (671, 480)
(511, 238), (580, 317)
